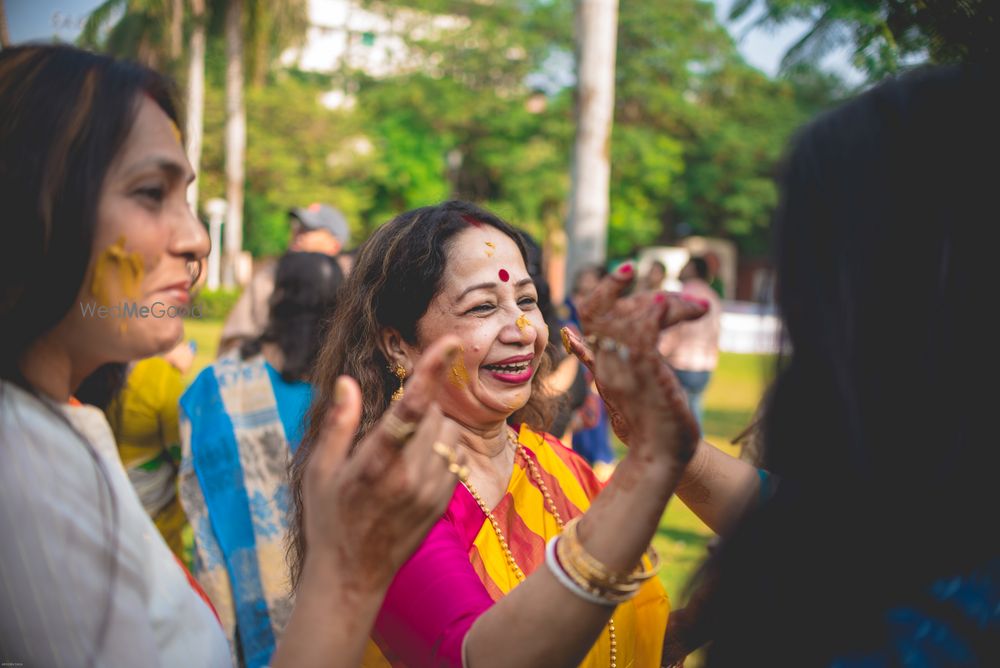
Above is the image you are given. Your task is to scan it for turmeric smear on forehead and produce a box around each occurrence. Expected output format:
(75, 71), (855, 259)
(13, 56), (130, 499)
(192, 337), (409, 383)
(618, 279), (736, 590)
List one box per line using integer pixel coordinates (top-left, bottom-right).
(91, 237), (144, 332)
(449, 347), (471, 388)
(484, 241), (496, 257)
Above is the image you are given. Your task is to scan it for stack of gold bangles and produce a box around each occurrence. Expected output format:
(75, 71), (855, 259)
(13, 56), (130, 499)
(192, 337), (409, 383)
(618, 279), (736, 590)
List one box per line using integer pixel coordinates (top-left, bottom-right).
(547, 517), (660, 606)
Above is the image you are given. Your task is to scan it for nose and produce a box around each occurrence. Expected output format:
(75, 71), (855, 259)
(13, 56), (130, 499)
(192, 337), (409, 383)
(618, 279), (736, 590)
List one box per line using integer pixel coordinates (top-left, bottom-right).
(499, 313), (537, 347)
(169, 198), (210, 264)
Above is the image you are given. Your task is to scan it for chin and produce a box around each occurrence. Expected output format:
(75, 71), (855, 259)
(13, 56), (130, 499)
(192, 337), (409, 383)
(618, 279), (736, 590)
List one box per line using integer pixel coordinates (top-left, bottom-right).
(129, 323), (184, 359)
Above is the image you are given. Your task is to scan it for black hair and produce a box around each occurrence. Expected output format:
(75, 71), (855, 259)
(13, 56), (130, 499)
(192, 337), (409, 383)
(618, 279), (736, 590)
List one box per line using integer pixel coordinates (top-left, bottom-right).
(75, 363), (129, 410)
(240, 252), (345, 382)
(686, 257), (709, 281)
(705, 64), (999, 664)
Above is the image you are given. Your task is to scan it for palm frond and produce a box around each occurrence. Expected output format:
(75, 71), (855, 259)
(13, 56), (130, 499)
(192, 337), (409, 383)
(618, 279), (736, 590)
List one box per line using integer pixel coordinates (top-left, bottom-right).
(78, 0), (127, 48)
(779, 9), (849, 72)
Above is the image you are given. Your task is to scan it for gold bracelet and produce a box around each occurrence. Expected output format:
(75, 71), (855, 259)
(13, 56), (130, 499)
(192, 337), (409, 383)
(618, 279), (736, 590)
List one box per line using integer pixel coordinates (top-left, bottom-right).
(555, 518), (661, 601)
(555, 533), (639, 604)
(563, 517), (661, 587)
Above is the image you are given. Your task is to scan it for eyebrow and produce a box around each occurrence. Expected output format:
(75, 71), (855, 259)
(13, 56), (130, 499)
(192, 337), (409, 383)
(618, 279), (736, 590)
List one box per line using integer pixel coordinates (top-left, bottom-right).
(122, 156), (196, 185)
(458, 277), (534, 300)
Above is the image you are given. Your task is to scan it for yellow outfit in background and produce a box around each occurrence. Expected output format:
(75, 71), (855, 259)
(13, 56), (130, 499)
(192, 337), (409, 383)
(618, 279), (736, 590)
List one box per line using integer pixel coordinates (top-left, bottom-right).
(106, 357), (188, 558)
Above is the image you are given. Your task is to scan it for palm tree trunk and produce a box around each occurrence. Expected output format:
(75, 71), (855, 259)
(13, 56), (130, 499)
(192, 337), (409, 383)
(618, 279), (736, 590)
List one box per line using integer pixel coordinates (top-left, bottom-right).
(170, 0), (183, 60)
(566, 0), (619, 281)
(185, 0), (206, 212)
(223, 0), (246, 288)
(0, 0), (11, 47)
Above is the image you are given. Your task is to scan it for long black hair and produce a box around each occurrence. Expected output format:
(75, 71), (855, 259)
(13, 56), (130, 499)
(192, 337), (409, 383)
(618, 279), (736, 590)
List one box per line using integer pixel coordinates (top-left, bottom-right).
(0, 45), (182, 666)
(240, 252), (345, 382)
(704, 64), (999, 664)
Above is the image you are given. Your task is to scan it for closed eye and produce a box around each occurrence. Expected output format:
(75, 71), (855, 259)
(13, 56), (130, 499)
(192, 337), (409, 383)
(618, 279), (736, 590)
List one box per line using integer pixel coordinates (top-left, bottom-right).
(135, 185), (166, 203)
(466, 303), (496, 315)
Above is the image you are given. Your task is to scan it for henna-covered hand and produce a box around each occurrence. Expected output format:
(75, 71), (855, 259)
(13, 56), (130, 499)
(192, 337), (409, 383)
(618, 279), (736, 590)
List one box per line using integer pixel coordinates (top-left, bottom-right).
(563, 263), (707, 449)
(572, 294), (700, 467)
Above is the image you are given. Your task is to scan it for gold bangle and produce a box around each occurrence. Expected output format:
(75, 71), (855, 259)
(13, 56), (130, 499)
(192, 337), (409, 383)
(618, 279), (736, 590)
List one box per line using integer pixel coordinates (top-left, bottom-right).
(555, 534), (639, 604)
(560, 518), (660, 590)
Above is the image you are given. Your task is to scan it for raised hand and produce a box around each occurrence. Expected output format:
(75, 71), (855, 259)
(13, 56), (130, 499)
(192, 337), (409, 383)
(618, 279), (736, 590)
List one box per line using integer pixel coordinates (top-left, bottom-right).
(564, 263), (706, 449)
(576, 295), (700, 467)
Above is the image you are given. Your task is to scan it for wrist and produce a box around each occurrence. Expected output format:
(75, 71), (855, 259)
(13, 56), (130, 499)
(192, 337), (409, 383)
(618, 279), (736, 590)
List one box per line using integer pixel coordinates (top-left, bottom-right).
(618, 446), (689, 488)
(299, 551), (388, 612)
(675, 440), (708, 492)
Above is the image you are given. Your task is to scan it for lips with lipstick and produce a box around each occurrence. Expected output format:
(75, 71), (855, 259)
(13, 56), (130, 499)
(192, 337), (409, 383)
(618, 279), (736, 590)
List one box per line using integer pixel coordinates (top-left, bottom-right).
(155, 280), (192, 305)
(482, 354), (535, 384)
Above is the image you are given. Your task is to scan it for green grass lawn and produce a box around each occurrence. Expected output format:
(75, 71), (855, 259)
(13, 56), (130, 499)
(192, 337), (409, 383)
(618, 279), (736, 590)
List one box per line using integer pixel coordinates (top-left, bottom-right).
(180, 317), (774, 620)
(181, 317), (225, 383)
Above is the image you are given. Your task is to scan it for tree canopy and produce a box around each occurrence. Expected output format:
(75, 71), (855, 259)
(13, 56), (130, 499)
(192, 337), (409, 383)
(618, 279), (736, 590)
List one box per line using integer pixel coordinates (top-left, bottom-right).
(82, 0), (851, 259)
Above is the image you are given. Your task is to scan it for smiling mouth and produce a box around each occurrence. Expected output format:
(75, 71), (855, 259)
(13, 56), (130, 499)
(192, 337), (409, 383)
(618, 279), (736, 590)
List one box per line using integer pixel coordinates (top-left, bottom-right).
(483, 361), (532, 374)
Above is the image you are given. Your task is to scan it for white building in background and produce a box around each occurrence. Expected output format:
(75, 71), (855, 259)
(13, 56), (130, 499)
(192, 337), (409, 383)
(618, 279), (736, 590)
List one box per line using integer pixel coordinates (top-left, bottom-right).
(280, 0), (466, 108)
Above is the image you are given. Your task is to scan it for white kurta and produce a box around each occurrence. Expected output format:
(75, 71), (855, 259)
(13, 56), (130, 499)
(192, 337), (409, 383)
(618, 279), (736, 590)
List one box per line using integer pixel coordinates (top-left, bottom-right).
(0, 380), (231, 667)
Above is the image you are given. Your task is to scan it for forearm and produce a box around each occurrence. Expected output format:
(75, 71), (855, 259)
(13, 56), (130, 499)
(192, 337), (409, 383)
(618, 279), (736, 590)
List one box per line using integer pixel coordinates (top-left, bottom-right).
(465, 455), (685, 667)
(272, 555), (385, 668)
(675, 440), (760, 535)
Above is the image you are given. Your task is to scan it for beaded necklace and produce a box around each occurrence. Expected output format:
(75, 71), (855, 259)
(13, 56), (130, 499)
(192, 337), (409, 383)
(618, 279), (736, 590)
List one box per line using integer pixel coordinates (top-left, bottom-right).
(461, 428), (618, 668)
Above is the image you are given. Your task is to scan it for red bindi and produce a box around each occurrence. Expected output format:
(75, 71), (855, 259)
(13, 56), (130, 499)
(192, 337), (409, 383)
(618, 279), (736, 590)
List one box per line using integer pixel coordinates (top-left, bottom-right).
(498, 269), (510, 282)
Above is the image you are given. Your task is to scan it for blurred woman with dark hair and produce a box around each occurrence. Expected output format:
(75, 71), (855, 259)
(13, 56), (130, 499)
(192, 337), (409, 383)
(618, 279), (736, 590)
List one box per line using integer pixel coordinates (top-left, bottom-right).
(572, 63), (1000, 666)
(179, 251), (345, 663)
(0, 45), (464, 668)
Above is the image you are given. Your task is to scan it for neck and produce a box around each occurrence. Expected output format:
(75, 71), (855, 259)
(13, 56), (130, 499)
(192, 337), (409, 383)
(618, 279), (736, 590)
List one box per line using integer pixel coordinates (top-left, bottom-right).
(18, 331), (88, 403)
(454, 420), (515, 460)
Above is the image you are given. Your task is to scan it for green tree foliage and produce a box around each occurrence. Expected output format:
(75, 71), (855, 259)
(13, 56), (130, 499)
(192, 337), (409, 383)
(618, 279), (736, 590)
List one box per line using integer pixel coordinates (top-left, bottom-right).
(729, 0), (998, 81)
(86, 0), (849, 259)
(198, 70), (381, 255)
(611, 0), (844, 255)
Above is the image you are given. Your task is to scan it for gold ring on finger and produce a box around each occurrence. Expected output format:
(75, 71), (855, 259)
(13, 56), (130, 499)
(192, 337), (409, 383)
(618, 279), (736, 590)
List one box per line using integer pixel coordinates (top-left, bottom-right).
(383, 412), (419, 445)
(447, 462), (470, 481)
(432, 441), (458, 465)
(598, 338), (618, 353)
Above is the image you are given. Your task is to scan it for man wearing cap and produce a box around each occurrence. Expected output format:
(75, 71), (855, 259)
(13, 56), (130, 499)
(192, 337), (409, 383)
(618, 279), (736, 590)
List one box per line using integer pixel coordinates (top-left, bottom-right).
(218, 203), (351, 354)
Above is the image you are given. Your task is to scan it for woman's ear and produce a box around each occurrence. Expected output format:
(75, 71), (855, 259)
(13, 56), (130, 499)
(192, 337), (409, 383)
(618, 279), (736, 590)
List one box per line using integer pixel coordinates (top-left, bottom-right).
(379, 327), (416, 374)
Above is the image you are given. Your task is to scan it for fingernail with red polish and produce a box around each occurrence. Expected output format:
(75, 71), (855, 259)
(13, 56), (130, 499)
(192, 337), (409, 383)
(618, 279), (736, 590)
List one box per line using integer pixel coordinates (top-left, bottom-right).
(682, 295), (710, 309)
(617, 262), (633, 276)
(654, 293), (666, 304)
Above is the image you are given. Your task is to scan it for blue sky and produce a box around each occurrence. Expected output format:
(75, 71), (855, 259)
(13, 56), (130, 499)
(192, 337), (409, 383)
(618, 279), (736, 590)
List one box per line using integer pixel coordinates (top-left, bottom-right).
(5, 0), (863, 83)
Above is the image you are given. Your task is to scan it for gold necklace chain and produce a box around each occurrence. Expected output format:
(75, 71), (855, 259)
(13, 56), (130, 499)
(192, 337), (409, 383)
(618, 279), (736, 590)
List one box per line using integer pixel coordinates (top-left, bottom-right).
(461, 428), (618, 668)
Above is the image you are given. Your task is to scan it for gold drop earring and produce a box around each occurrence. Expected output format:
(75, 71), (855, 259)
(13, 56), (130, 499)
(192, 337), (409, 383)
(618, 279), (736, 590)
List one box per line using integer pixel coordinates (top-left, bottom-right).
(390, 363), (407, 401)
